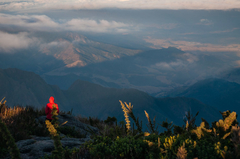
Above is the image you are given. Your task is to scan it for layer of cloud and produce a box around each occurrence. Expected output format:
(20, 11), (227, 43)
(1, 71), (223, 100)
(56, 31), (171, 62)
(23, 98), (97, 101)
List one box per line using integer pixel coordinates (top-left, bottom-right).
(0, 0), (240, 12)
(210, 28), (240, 34)
(0, 31), (39, 52)
(182, 53), (199, 63)
(198, 19), (213, 25)
(0, 13), (60, 32)
(148, 23), (178, 30)
(65, 19), (128, 33)
(0, 13), (130, 33)
(145, 37), (240, 53)
(152, 53), (198, 70)
(154, 60), (185, 70)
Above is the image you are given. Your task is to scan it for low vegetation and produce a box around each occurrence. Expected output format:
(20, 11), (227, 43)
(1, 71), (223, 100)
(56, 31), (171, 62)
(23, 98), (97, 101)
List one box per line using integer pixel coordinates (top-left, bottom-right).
(0, 98), (240, 159)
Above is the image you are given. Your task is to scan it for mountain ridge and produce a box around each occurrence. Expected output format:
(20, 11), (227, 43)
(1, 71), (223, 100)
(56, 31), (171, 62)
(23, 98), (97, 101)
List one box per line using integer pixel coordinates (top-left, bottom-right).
(42, 47), (238, 95)
(40, 33), (142, 68)
(0, 68), (222, 131)
(165, 78), (240, 120)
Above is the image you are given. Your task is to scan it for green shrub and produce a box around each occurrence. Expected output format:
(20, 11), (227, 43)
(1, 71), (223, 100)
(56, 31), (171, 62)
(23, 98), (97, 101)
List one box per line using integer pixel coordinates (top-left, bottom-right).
(0, 118), (21, 159)
(79, 101), (240, 159)
(84, 135), (150, 159)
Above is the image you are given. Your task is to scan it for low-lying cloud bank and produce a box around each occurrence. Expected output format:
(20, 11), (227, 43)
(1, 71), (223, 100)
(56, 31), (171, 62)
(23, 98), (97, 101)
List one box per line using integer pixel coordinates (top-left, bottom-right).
(0, 31), (39, 52)
(0, 12), (132, 53)
(0, 13), (130, 33)
(145, 37), (240, 53)
(0, 0), (240, 12)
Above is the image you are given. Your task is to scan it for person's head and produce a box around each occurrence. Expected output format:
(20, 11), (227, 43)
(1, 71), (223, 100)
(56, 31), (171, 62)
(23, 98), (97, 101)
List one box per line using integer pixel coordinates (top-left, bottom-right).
(49, 96), (54, 103)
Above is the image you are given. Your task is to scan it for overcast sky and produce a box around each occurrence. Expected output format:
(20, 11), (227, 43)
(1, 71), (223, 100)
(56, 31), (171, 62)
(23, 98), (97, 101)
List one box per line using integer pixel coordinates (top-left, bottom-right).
(0, 0), (240, 55)
(1, 0), (240, 11)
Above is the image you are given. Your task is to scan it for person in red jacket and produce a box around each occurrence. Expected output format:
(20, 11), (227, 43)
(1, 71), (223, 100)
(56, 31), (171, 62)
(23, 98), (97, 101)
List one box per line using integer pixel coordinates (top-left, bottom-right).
(45, 96), (59, 122)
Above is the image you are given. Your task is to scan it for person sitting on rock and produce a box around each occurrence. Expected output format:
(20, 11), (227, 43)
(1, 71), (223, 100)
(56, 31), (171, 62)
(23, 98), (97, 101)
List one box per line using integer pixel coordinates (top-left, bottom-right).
(45, 96), (59, 122)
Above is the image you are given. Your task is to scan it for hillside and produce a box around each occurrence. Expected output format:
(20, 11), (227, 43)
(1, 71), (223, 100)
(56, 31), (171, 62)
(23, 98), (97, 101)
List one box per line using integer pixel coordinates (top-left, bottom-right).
(222, 68), (240, 84)
(0, 68), (68, 109)
(0, 68), (222, 130)
(166, 78), (240, 118)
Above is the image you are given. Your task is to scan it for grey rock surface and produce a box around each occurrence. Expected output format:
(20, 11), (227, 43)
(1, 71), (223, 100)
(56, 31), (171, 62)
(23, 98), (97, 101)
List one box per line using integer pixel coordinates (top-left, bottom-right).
(15, 136), (90, 159)
(37, 114), (99, 137)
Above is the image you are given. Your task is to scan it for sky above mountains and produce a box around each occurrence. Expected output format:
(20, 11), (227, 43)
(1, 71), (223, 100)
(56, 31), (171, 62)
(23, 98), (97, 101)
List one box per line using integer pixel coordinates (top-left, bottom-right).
(0, 1), (240, 63)
(1, 0), (240, 10)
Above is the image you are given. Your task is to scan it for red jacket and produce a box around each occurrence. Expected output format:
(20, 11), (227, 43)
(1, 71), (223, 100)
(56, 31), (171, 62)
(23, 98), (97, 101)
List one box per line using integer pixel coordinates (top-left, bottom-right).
(45, 96), (59, 120)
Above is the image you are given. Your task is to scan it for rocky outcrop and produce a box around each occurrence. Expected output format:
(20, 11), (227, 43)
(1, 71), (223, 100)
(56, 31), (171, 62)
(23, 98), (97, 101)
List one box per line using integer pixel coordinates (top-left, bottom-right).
(15, 136), (91, 159)
(37, 114), (99, 137)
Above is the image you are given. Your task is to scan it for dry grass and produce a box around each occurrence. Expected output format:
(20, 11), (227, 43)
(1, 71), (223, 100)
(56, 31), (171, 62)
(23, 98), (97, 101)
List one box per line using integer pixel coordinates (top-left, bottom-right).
(0, 103), (48, 142)
(0, 106), (25, 119)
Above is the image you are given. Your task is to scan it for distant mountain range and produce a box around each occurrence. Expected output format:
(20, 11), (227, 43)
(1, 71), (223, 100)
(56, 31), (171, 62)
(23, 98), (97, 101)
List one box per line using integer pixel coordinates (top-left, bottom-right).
(42, 46), (238, 95)
(0, 33), (141, 75)
(39, 33), (141, 68)
(165, 78), (240, 120)
(1, 32), (238, 95)
(0, 68), (221, 131)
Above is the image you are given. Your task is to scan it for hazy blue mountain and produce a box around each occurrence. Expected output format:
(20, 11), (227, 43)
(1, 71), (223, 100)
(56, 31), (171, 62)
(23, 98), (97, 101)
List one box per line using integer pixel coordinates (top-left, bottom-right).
(0, 50), (66, 75)
(0, 68), (222, 131)
(0, 31), (238, 95)
(43, 47), (237, 96)
(155, 97), (221, 126)
(0, 68), (69, 109)
(0, 32), (141, 75)
(36, 32), (141, 68)
(221, 68), (240, 84)
(43, 47), (191, 91)
(166, 78), (240, 117)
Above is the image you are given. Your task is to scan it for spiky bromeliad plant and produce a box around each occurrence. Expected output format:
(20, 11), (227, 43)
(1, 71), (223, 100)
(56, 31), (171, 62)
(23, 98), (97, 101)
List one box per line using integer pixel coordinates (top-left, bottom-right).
(45, 104), (64, 159)
(119, 100), (132, 135)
